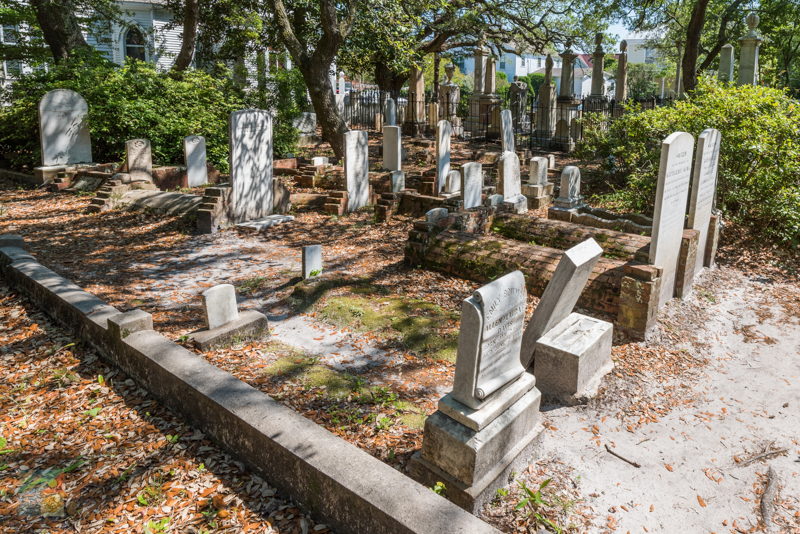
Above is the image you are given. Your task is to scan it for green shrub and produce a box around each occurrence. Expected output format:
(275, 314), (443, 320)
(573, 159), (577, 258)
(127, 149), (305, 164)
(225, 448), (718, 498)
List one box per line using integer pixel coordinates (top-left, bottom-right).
(0, 56), (244, 171)
(577, 77), (800, 247)
(251, 67), (307, 158)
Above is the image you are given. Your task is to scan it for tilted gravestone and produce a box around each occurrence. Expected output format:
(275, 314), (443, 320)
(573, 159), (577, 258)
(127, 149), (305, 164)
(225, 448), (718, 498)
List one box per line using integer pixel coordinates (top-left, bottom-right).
(202, 284), (239, 330)
(498, 151), (527, 214)
(302, 245), (323, 279)
(410, 271), (542, 512)
(229, 109), (273, 222)
(38, 89), (93, 166)
(126, 139), (153, 182)
(500, 109), (514, 153)
(184, 135), (208, 187)
(382, 125), (401, 171)
(650, 131), (694, 308)
(435, 120), (452, 194)
(687, 128), (721, 275)
(462, 162), (483, 209)
(520, 239), (613, 403)
(344, 130), (369, 212)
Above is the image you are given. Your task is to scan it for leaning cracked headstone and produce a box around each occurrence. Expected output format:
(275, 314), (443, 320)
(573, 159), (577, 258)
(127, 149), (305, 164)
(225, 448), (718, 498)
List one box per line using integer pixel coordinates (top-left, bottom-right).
(202, 284), (239, 330)
(344, 130), (369, 212)
(229, 109), (273, 222)
(687, 128), (721, 275)
(462, 162), (483, 209)
(302, 245), (323, 279)
(126, 139), (153, 182)
(184, 135), (208, 187)
(650, 131), (694, 308)
(38, 89), (93, 166)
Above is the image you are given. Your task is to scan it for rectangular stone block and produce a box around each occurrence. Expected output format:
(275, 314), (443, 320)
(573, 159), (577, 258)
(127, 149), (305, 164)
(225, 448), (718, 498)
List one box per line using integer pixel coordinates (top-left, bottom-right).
(126, 138), (153, 182)
(230, 110), (273, 222)
(344, 130), (369, 211)
(191, 309), (269, 351)
(202, 284), (239, 330)
(184, 135), (208, 187)
(302, 244), (323, 279)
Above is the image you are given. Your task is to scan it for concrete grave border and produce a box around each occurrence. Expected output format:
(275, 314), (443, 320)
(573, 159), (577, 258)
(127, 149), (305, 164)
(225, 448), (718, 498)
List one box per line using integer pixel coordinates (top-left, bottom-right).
(0, 236), (498, 534)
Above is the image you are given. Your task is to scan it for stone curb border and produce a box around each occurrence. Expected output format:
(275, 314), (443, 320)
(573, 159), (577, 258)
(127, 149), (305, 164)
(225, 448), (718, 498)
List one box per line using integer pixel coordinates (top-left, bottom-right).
(0, 236), (498, 534)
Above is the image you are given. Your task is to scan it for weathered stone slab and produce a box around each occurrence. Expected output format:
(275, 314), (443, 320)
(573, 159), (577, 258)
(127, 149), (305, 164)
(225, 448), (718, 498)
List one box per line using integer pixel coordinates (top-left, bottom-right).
(500, 109), (514, 153)
(520, 238), (603, 367)
(126, 139), (152, 182)
(462, 162), (483, 209)
(344, 130), (369, 211)
(184, 135), (208, 187)
(38, 89), (92, 166)
(391, 170), (405, 192)
(235, 215), (294, 232)
(553, 166), (583, 209)
(452, 271), (527, 409)
(436, 120), (452, 194)
(311, 156), (329, 166)
(302, 244), (323, 279)
(191, 309), (270, 351)
(426, 207), (448, 224)
(382, 126), (401, 171)
(650, 131), (694, 307)
(384, 97), (397, 126)
(498, 151), (527, 214)
(438, 372), (536, 431)
(202, 284), (239, 330)
(528, 156), (548, 185)
(688, 128), (721, 274)
(229, 109), (273, 222)
(445, 169), (461, 193)
(487, 193), (504, 206)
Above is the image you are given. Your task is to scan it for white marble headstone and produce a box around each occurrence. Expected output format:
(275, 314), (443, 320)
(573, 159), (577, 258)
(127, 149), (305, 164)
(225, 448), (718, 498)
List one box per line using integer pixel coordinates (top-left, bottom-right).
(436, 120), (452, 194)
(445, 170), (461, 193)
(344, 130), (369, 211)
(462, 162), (483, 209)
(650, 131), (694, 307)
(382, 126), (401, 171)
(229, 109), (273, 222)
(554, 166), (582, 207)
(391, 170), (405, 192)
(500, 109), (514, 153)
(38, 89), (92, 166)
(452, 271), (528, 409)
(688, 129), (721, 275)
(184, 135), (208, 187)
(126, 139), (152, 182)
(528, 156), (548, 186)
(498, 151), (521, 200)
(302, 244), (323, 279)
(202, 284), (239, 330)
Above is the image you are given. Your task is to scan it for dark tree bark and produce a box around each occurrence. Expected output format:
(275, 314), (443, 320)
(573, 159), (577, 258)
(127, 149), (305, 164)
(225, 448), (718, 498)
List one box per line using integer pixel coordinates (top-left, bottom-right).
(681, 0), (711, 93)
(374, 62), (406, 97)
(432, 52), (440, 99)
(30, 0), (90, 62)
(172, 0), (199, 71)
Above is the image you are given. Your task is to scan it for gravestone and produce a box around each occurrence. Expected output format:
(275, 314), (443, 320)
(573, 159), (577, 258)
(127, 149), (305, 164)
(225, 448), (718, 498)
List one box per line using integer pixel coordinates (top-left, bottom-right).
(500, 109), (514, 153)
(445, 170), (461, 194)
(462, 162), (483, 209)
(302, 244), (323, 279)
(426, 207), (448, 224)
(436, 120), (452, 194)
(38, 89), (93, 166)
(487, 193), (504, 207)
(390, 170), (405, 192)
(718, 44), (735, 82)
(384, 97), (397, 126)
(202, 284), (239, 330)
(553, 166), (583, 209)
(410, 271), (542, 512)
(292, 112), (317, 135)
(521, 156), (553, 208)
(687, 128), (721, 275)
(126, 139), (153, 182)
(184, 135), (208, 187)
(229, 109), (273, 222)
(311, 156), (329, 167)
(382, 125), (402, 171)
(521, 239), (612, 403)
(650, 131), (694, 308)
(498, 151), (527, 214)
(546, 154), (556, 169)
(528, 157), (548, 186)
(344, 130), (369, 211)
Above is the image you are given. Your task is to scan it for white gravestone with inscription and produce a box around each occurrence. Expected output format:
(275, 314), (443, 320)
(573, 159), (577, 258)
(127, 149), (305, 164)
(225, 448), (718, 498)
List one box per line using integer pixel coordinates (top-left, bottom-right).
(498, 151), (527, 214)
(126, 139), (152, 182)
(202, 284), (239, 330)
(38, 89), (93, 166)
(184, 135), (208, 187)
(436, 120), (452, 194)
(553, 166), (583, 209)
(462, 162), (483, 209)
(500, 109), (514, 153)
(687, 128), (721, 275)
(382, 125), (401, 171)
(229, 109), (273, 222)
(650, 131), (694, 307)
(344, 130), (369, 211)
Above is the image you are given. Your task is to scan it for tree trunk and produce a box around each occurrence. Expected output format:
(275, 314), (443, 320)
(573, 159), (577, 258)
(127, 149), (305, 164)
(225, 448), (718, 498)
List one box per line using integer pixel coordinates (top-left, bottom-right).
(172, 0), (199, 71)
(682, 0), (711, 93)
(374, 61), (406, 98)
(30, 0), (89, 62)
(302, 60), (348, 159)
(432, 52), (440, 99)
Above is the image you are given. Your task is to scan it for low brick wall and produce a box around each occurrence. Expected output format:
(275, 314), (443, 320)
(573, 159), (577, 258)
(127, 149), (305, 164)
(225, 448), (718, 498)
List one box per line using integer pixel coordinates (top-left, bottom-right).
(0, 237), (498, 534)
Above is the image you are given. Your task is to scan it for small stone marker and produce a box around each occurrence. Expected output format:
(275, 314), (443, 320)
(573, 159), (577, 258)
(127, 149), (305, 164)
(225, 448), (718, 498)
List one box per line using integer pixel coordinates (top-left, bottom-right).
(202, 284), (239, 330)
(384, 97), (397, 126)
(688, 128), (721, 275)
(311, 156), (329, 166)
(462, 162), (483, 209)
(184, 135), (208, 187)
(382, 125), (401, 171)
(528, 157), (548, 186)
(126, 139), (153, 182)
(302, 244), (323, 279)
(500, 109), (514, 153)
(390, 170), (405, 192)
(650, 131), (694, 308)
(445, 169), (461, 194)
(487, 193), (504, 206)
(344, 130), (369, 211)
(520, 238), (603, 367)
(436, 120), (452, 194)
(425, 207), (448, 224)
(229, 109), (273, 222)
(553, 166), (583, 209)
(546, 154), (556, 169)
(522, 155), (552, 207)
(38, 89), (93, 166)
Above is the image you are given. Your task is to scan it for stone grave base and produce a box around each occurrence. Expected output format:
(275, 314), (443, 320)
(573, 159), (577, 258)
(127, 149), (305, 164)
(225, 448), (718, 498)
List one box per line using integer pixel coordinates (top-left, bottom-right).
(235, 215), (295, 232)
(522, 182), (554, 210)
(533, 312), (613, 405)
(502, 195), (528, 214)
(189, 310), (270, 351)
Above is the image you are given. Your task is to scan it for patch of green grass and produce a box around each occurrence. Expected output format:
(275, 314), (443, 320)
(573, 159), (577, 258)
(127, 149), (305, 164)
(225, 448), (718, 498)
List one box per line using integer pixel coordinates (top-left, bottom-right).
(398, 413), (427, 429)
(236, 276), (270, 295)
(263, 354), (361, 399)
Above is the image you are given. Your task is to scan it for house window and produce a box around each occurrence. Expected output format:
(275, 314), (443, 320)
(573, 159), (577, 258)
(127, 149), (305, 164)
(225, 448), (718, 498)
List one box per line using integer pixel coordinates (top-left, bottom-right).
(124, 27), (146, 61)
(499, 60), (506, 69)
(1, 25), (21, 79)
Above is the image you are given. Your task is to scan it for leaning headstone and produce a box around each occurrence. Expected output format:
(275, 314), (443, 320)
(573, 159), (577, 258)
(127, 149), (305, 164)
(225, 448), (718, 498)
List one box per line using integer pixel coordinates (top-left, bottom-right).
(184, 135), (208, 187)
(302, 244), (323, 279)
(229, 110), (273, 222)
(38, 89), (93, 166)
(462, 162), (483, 209)
(445, 169), (461, 194)
(650, 131), (694, 308)
(498, 151), (526, 214)
(382, 125), (401, 171)
(384, 97), (397, 126)
(390, 170), (405, 192)
(688, 129), (721, 274)
(202, 284), (239, 330)
(410, 271), (542, 512)
(126, 139), (153, 182)
(500, 109), (514, 153)
(344, 130), (369, 211)
(435, 120), (452, 194)
(553, 166), (584, 209)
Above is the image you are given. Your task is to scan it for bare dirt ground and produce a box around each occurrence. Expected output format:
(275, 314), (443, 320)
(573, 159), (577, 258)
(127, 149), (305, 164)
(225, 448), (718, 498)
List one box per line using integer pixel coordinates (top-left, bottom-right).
(1, 178), (798, 533)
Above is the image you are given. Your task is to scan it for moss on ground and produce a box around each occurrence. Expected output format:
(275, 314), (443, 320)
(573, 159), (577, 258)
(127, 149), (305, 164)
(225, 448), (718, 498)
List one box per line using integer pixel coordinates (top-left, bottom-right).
(263, 353), (362, 399)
